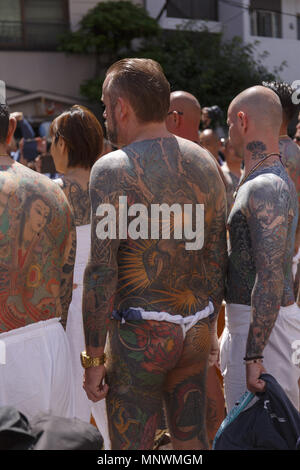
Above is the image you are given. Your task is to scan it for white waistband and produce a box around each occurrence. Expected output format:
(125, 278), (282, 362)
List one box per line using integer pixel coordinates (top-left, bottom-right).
(128, 302), (214, 339)
(225, 302), (299, 335)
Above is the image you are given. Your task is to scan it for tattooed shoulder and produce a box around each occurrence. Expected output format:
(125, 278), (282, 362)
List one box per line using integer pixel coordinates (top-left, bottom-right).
(54, 175), (91, 226)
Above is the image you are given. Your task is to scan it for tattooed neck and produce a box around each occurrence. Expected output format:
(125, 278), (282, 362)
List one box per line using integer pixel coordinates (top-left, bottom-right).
(246, 141), (268, 161)
(245, 140), (281, 173)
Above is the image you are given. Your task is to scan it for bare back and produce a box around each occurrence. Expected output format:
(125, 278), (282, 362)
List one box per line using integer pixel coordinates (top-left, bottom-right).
(0, 161), (75, 332)
(83, 136), (227, 348)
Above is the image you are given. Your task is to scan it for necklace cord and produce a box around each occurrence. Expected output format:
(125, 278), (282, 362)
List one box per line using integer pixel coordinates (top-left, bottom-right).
(233, 152), (282, 199)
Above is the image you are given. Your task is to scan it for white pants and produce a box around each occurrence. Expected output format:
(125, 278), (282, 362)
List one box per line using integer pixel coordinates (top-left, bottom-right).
(293, 247), (300, 279)
(0, 318), (75, 421)
(220, 303), (300, 412)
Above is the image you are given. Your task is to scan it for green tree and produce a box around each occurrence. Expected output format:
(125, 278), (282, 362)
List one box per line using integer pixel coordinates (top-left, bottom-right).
(140, 24), (283, 117)
(59, 2), (283, 119)
(59, 1), (160, 100)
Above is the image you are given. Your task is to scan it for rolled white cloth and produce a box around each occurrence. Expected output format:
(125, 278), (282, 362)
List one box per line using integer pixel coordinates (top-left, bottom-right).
(115, 301), (214, 340)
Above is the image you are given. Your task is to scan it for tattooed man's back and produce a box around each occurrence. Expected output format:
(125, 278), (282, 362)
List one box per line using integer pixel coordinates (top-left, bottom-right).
(82, 58), (227, 450)
(0, 104), (76, 421)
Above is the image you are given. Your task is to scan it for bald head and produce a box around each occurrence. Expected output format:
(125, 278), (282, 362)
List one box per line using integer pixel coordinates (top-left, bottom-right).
(227, 86), (283, 160)
(169, 91), (201, 122)
(199, 128), (220, 160)
(229, 85), (282, 133)
(166, 91), (201, 141)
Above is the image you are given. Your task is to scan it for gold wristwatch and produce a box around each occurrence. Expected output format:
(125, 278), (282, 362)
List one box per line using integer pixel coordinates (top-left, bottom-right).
(80, 351), (106, 368)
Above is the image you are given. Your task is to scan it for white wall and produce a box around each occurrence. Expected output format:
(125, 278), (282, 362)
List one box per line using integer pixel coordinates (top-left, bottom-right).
(69, 0), (101, 30)
(242, 0), (300, 83)
(219, 0), (246, 40)
(69, 0), (145, 31)
(0, 51), (95, 98)
(219, 0), (300, 84)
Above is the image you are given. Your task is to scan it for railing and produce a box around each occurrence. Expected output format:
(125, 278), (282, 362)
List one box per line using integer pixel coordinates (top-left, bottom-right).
(0, 21), (69, 51)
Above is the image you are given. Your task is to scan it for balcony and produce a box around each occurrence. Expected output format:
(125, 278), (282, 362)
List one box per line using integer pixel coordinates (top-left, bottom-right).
(0, 20), (69, 51)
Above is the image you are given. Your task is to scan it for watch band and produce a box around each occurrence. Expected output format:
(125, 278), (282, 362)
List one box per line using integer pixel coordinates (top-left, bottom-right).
(80, 351), (106, 368)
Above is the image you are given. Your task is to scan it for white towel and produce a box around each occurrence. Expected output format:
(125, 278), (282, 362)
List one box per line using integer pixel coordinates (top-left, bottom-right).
(0, 318), (75, 420)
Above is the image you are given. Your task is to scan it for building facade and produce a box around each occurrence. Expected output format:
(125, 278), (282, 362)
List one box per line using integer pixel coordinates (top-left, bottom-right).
(0, 0), (299, 122)
(148, 0), (300, 84)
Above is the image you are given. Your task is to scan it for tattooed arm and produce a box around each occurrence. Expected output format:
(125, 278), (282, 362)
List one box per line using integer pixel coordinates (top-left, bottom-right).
(204, 176), (227, 324)
(202, 167), (227, 367)
(279, 138), (300, 253)
(60, 211), (76, 329)
(82, 154), (121, 401)
(244, 176), (291, 391)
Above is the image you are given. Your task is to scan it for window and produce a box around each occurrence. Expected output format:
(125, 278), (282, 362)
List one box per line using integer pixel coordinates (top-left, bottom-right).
(0, 0), (69, 50)
(167, 0), (218, 22)
(250, 0), (282, 38)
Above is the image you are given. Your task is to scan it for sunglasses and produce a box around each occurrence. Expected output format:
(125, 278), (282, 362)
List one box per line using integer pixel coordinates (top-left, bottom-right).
(167, 111), (183, 116)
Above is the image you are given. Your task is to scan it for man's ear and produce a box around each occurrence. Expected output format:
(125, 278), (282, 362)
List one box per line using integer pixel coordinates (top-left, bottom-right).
(116, 97), (129, 121)
(6, 117), (17, 145)
(237, 111), (248, 133)
(172, 111), (181, 129)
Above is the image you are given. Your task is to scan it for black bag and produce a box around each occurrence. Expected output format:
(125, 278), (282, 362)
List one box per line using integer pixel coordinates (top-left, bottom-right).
(214, 374), (300, 450)
(0, 406), (103, 450)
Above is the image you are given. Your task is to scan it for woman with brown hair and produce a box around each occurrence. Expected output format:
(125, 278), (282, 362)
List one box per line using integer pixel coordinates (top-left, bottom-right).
(50, 105), (104, 423)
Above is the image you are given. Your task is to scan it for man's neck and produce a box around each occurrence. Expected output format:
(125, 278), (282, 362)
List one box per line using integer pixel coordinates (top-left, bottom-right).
(279, 122), (289, 139)
(177, 127), (200, 144)
(126, 121), (171, 145)
(243, 137), (280, 174)
(225, 160), (242, 178)
(0, 144), (9, 157)
(0, 144), (12, 164)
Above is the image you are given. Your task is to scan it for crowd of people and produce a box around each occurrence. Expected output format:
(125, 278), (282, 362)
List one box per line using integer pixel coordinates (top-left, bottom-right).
(0, 57), (300, 451)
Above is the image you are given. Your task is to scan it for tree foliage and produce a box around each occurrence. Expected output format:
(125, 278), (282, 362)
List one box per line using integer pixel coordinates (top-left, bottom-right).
(59, 1), (282, 116)
(59, 1), (160, 71)
(140, 25), (281, 114)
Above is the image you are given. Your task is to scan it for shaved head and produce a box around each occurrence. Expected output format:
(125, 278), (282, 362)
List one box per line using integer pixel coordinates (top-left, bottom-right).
(169, 91), (201, 123)
(166, 90), (202, 141)
(229, 85), (282, 133)
(199, 128), (220, 160)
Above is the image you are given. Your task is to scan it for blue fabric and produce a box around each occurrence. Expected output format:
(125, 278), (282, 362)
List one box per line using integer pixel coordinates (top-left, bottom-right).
(213, 374), (300, 450)
(112, 308), (143, 322)
(19, 119), (35, 139)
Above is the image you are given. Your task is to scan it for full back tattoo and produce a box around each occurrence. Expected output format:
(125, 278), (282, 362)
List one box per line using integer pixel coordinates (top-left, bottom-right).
(83, 136), (227, 347)
(0, 161), (76, 332)
(83, 136), (227, 449)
